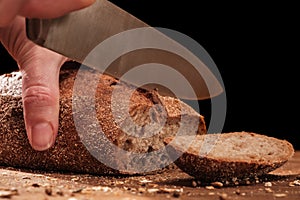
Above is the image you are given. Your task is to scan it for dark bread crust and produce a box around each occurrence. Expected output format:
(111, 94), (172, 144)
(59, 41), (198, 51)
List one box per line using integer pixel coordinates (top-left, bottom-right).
(0, 62), (206, 175)
(165, 132), (294, 182)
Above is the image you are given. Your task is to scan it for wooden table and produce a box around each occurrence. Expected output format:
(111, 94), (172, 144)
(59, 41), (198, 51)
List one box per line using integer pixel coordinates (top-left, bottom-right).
(1, 151), (299, 200)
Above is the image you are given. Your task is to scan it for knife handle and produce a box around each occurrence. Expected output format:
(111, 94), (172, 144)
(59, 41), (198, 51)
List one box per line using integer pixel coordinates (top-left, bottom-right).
(26, 18), (51, 46)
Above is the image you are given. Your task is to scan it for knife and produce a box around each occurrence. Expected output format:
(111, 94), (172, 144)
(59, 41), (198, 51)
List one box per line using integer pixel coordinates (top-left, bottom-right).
(26, 0), (223, 100)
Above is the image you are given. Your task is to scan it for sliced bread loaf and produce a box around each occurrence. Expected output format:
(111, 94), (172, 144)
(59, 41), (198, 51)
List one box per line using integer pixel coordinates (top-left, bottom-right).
(0, 62), (206, 175)
(165, 132), (294, 183)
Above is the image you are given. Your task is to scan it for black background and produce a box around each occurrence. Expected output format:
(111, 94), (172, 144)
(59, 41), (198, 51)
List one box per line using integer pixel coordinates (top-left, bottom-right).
(1, 1), (299, 149)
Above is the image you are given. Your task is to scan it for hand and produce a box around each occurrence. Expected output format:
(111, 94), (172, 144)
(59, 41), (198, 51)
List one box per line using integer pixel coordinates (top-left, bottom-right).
(0, 0), (95, 151)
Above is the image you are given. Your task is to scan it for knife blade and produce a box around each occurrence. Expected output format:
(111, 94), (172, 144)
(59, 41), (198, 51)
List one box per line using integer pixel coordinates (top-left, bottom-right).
(26, 0), (223, 100)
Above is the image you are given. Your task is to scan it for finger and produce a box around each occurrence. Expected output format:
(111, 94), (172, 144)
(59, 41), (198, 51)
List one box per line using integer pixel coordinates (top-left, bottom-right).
(0, 17), (67, 151)
(0, 0), (26, 27)
(20, 0), (95, 19)
(21, 48), (65, 151)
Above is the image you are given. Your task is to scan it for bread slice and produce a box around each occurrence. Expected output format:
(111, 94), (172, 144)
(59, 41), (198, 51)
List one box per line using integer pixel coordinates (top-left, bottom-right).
(165, 132), (294, 183)
(0, 62), (206, 175)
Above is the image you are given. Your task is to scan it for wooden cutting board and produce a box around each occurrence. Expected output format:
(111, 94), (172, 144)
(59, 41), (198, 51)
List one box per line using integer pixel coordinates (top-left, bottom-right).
(1, 151), (299, 200)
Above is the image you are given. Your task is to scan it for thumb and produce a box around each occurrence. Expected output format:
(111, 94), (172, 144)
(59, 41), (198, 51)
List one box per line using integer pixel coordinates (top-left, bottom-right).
(1, 17), (66, 151)
(20, 48), (65, 151)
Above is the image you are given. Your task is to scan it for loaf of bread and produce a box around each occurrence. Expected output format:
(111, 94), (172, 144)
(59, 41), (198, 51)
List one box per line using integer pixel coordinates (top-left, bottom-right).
(0, 62), (206, 175)
(165, 132), (294, 183)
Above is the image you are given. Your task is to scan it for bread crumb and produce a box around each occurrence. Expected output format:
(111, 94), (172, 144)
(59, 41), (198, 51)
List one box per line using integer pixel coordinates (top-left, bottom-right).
(191, 181), (197, 187)
(264, 182), (272, 187)
(245, 180), (251, 185)
(211, 181), (223, 188)
(205, 186), (215, 190)
(288, 180), (300, 187)
(274, 193), (287, 198)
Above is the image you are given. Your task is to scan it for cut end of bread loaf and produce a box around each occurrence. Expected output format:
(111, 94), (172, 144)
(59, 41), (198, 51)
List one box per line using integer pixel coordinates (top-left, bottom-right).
(165, 132), (294, 182)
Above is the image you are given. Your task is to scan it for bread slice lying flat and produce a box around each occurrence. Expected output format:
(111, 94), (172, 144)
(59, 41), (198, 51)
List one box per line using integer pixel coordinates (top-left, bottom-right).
(165, 132), (294, 182)
(0, 62), (206, 175)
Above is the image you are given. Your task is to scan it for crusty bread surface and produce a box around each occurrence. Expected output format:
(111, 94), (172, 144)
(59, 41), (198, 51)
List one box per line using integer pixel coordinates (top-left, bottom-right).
(0, 62), (206, 175)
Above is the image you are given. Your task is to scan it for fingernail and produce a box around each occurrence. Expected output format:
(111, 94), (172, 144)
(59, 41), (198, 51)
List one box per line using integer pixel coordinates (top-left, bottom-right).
(30, 122), (54, 151)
